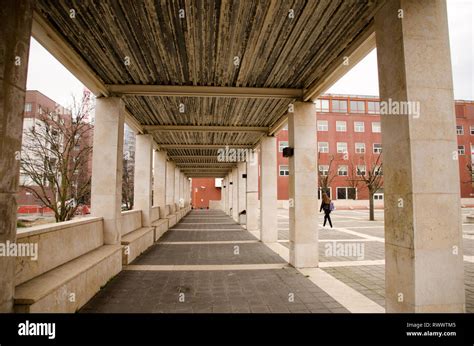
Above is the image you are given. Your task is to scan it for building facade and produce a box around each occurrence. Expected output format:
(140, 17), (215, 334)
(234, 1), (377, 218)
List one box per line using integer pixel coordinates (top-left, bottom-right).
(275, 95), (474, 201)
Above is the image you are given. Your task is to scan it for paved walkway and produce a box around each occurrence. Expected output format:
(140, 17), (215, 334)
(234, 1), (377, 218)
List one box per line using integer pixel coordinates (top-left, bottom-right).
(81, 208), (473, 313)
(81, 210), (351, 313)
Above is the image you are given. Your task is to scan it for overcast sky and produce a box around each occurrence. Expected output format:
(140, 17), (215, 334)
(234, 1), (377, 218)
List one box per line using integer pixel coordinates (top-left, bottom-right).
(27, 0), (473, 106)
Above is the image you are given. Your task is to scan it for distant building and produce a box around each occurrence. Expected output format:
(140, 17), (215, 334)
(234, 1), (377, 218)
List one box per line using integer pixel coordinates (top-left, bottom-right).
(191, 178), (222, 208)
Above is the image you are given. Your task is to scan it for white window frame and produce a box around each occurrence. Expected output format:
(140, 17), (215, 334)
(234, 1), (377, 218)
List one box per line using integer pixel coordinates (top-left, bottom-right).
(318, 187), (332, 199)
(338, 165), (348, 176)
(336, 121), (347, 132)
(318, 142), (329, 153)
(456, 125), (464, 135)
(318, 165), (329, 176)
(354, 121), (365, 132)
(316, 99), (330, 112)
(24, 103), (32, 112)
(279, 165), (289, 176)
(278, 141), (288, 152)
(356, 165), (366, 176)
(458, 145), (465, 155)
(317, 120), (328, 131)
(470, 125), (474, 135)
(373, 193), (384, 201)
(372, 122), (381, 133)
(336, 187), (357, 200)
(373, 143), (382, 154)
(355, 142), (366, 154)
(337, 142), (348, 154)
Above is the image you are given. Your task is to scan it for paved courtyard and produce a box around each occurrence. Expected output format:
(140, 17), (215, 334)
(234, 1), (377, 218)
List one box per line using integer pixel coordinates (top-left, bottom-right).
(81, 208), (474, 313)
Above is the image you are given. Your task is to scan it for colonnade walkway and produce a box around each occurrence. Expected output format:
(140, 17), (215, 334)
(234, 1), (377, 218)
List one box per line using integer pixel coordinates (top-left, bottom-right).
(80, 210), (351, 313)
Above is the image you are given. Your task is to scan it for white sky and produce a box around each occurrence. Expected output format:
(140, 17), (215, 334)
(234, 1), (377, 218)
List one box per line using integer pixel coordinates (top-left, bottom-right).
(26, 0), (473, 106)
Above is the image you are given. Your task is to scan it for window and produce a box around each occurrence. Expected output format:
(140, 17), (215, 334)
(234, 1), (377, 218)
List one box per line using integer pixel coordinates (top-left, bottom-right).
(279, 165), (289, 176)
(372, 122), (381, 133)
(356, 165), (366, 176)
(355, 142), (366, 154)
(278, 141), (288, 152)
(458, 145), (465, 155)
(24, 103), (32, 112)
(332, 99), (348, 113)
(336, 121), (347, 132)
(337, 142), (348, 153)
(456, 125), (464, 135)
(318, 187), (332, 199)
(317, 120), (328, 131)
(281, 124), (288, 131)
(354, 121), (365, 132)
(373, 193), (384, 201)
(350, 100), (365, 114)
(316, 99), (330, 112)
(367, 101), (380, 114)
(338, 165), (348, 176)
(337, 187), (356, 200)
(374, 165), (383, 176)
(319, 165), (329, 176)
(373, 143), (382, 154)
(318, 142), (329, 153)
(470, 126), (474, 135)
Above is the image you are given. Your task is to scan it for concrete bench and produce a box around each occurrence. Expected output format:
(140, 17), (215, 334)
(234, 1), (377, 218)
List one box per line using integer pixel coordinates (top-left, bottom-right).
(165, 204), (178, 228)
(121, 210), (154, 264)
(14, 217), (122, 313)
(150, 206), (169, 241)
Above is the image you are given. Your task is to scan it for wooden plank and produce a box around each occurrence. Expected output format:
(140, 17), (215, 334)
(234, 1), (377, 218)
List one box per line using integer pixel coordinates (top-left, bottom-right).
(143, 125), (268, 133)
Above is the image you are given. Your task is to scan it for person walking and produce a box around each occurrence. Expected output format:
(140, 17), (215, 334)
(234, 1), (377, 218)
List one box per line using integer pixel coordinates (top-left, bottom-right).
(320, 192), (333, 228)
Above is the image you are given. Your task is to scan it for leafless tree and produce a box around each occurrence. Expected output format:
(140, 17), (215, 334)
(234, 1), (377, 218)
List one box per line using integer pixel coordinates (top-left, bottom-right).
(346, 154), (383, 221)
(122, 152), (134, 210)
(318, 153), (338, 197)
(20, 95), (93, 222)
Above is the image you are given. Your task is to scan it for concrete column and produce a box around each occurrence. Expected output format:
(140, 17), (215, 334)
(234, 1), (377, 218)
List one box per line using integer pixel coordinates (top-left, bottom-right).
(174, 167), (180, 206)
(91, 98), (125, 245)
(288, 102), (318, 268)
(238, 162), (246, 220)
(153, 150), (167, 213)
(375, 0), (465, 312)
(259, 136), (278, 243)
(133, 134), (153, 226)
(0, 0), (33, 312)
(165, 161), (175, 206)
(228, 174), (233, 215)
(246, 150), (259, 231)
(232, 168), (239, 221)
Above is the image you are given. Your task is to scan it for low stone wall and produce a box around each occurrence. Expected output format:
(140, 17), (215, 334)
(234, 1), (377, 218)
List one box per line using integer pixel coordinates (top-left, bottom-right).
(15, 217), (104, 286)
(150, 206), (160, 223)
(121, 210), (142, 236)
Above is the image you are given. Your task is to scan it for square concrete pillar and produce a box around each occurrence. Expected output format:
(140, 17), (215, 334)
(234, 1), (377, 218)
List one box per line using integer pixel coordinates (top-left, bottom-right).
(91, 98), (125, 245)
(238, 162), (247, 219)
(0, 0), (33, 312)
(246, 151), (259, 231)
(222, 176), (228, 213)
(376, 0), (465, 312)
(133, 134), (153, 226)
(228, 174), (234, 216)
(232, 168), (239, 221)
(153, 150), (167, 213)
(259, 136), (278, 243)
(174, 167), (180, 206)
(288, 102), (318, 268)
(165, 161), (175, 206)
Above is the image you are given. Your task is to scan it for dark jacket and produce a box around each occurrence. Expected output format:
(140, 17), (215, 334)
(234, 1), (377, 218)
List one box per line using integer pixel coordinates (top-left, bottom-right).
(320, 201), (331, 213)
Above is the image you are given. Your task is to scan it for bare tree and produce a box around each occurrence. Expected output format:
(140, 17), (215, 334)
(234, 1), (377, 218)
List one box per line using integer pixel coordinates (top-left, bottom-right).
(20, 95), (93, 222)
(318, 153), (338, 197)
(346, 154), (383, 221)
(122, 152), (134, 210)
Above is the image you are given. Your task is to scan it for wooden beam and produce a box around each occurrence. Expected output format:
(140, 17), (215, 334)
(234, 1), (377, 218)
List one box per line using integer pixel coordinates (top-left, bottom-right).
(31, 12), (109, 97)
(124, 109), (144, 135)
(176, 163), (236, 166)
(107, 85), (303, 99)
(303, 23), (376, 101)
(171, 156), (220, 159)
(158, 144), (253, 149)
(144, 125), (268, 133)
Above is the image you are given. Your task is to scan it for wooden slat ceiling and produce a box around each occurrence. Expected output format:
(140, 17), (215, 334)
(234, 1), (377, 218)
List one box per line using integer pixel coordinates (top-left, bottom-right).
(35, 0), (383, 174)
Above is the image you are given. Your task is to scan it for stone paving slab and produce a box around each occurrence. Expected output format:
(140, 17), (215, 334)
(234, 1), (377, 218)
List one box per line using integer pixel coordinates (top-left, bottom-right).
(160, 230), (258, 242)
(171, 223), (242, 230)
(278, 228), (363, 241)
(132, 243), (287, 265)
(80, 268), (348, 313)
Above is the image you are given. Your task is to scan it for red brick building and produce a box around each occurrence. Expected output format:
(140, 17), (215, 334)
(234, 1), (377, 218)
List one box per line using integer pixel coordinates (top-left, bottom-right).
(191, 178), (222, 208)
(276, 95), (474, 201)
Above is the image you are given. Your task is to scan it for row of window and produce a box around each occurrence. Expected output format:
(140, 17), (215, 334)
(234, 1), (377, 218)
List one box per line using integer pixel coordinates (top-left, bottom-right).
(317, 120), (381, 133)
(315, 99), (381, 114)
(279, 164), (382, 177)
(318, 187), (384, 201)
(279, 140), (382, 154)
(456, 125), (474, 136)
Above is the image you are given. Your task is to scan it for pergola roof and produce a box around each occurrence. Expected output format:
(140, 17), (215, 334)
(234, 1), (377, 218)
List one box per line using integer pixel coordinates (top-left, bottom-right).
(34, 0), (381, 177)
